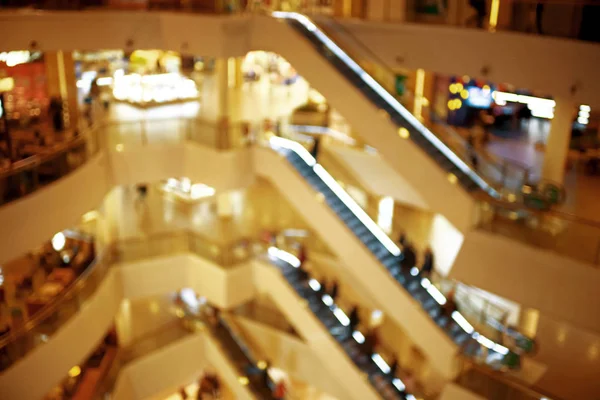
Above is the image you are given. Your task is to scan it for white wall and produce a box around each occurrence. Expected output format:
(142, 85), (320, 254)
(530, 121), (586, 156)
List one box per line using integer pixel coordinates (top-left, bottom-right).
(451, 230), (600, 333)
(119, 334), (207, 400)
(0, 153), (111, 263)
(1, 11), (598, 105)
(0, 144), (254, 264)
(118, 254), (255, 309)
(254, 147), (460, 379)
(313, 16), (600, 107)
(0, 12), (249, 58)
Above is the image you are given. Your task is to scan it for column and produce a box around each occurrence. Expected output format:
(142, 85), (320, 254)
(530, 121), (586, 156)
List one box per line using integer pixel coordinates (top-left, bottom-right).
(541, 98), (575, 184)
(45, 51), (78, 131)
(217, 192), (235, 219)
(202, 58), (231, 149)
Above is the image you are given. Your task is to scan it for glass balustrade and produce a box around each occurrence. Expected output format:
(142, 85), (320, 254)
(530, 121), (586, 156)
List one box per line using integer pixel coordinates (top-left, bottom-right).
(0, 226), (552, 400)
(0, 134), (93, 206)
(270, 12), (600, 267)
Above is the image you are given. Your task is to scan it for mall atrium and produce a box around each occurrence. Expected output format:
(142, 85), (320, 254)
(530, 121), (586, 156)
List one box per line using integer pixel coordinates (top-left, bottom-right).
(0, 1), (599, 400)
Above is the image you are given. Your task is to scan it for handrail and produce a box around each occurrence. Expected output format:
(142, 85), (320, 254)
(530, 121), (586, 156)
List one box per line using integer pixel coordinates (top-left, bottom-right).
(311, 14), (531, 194)
(0, 134), (89, 179)
(0, 228), (546, 399)
(0, 243), (109, 352)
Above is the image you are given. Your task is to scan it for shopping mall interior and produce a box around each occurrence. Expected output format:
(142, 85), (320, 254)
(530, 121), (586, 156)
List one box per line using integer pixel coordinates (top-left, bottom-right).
(0, 1), (599, 400)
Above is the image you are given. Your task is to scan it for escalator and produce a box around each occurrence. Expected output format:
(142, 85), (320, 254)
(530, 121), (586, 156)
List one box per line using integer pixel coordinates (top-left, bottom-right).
(180, 304), (276, 399)
(265, 136), (518, 372)
(211, 318), (277, 399)
(265, 248), (412, 400)
(273, 12), (497, 200)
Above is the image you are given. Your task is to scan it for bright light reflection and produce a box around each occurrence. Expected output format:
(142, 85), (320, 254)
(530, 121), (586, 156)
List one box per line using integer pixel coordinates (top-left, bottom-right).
(333, 307), (350, 326)
(308, 279), (321, 291)
(322, 294), (334, 307)
(410, 267), (419, 276)
(353, 330), (365, 343)
(268, 247), (301, 268)
(271, 12), (498, 198)
(51, 232), (66, 252)
(392, 378), (406, 391)
(371, 353), (390, 373)
(452, 311), (475, 334)
(421, 278), (447, 305)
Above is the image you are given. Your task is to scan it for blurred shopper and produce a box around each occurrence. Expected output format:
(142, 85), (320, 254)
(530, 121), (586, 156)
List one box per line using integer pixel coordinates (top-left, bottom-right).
(467, 0), (486, 28)
(348, 306), (360, 336)
(388, 356), (399, 377)
(310, 136), (321, 160)
(467, 132), (479, 170)
(329, 279), (339, 301)
(420, 247), (434, 278)
(362, 328), (379, 357)
(401, 242), (417, 270)
(397, 232), (407, 248)
(441, 288), (458, 328)
(273, 379), (287, 400)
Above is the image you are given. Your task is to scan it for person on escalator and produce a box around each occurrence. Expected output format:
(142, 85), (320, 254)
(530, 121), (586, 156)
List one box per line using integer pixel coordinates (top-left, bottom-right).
(420, 247), (434, 278)
(298, 244), (307, 266)
(401, 242), (417, 271)
(310, 136), (321, 160)
(329, 279), (339, 301)
(347, 306), (360, 336)
(397, 232), (407, 248)
(388, 356), (399, 377)
(362, 328), (379, 357)
(441, 289), (458, 328)
(273, 379), (287, 400)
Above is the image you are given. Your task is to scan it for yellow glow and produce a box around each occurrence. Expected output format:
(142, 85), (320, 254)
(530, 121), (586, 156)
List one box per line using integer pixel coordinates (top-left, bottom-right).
(449, 84), (458, 94)
(454, 99), (462, 110)
(483, 84), (491, 91)
(115, 144), (124, 152)
(506, 193), (516, 202)
(447, 173), (457, 184)
(414, 68), (425, 120)
(227, 57), (236, 89)
(149, 301), (160, 314)
(82, 210), (99, 223)
(175, 308), (184, 318)
(69, 366), (81, 378)
(398, 128), (410, 139)
(447, 100), (455, 111)
(238, 376), (249, 385)
(455, 83), (464, 92)
(377, 196), (394, 234)
(522, 185), (533, 194)
(460, 89), (469, 99)
(257, 360), (267, 370)
(489, 0), (500, 31)
(0, 77), (14, 92)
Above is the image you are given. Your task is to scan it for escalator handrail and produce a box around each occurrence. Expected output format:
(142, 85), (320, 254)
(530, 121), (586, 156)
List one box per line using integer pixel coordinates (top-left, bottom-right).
(272, 11), (500, 200)
(265, 136), (520, 362)
(269, 135), (401, 256)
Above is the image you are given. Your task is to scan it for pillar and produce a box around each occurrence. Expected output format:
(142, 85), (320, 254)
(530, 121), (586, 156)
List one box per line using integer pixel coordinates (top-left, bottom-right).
(541, 98), (575, 184)
(45, 51), (78, 132)
(217, 192), (235, 219)
(202, 58), (231, 149)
